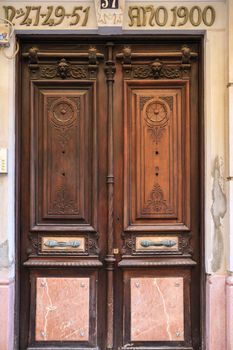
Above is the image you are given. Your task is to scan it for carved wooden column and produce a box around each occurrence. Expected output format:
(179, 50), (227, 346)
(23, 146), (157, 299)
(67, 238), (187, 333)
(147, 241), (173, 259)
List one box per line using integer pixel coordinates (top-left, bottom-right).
(104, 42), (116, 350)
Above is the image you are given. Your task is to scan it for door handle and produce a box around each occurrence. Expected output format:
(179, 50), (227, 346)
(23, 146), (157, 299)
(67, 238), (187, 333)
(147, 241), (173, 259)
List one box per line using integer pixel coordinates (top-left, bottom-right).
(140, 239), (177, 248)
(43, 240), (81, 248)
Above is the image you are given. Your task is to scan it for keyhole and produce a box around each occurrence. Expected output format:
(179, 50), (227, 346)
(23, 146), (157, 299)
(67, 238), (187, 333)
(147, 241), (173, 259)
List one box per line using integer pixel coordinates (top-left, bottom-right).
(155, 151), (159, 155)
(62, 150), (65, 154)
(62, 172), (65, 177)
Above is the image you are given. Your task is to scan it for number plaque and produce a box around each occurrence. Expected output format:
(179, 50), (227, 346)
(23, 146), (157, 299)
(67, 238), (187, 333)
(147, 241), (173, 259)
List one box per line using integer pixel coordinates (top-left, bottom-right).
(100, 0), (119, 10)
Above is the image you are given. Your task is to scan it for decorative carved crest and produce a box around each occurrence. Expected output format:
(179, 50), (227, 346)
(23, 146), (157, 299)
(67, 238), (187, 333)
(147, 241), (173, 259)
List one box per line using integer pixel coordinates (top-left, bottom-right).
(151, 59), (163, 78)
(57, 58), (69, 79)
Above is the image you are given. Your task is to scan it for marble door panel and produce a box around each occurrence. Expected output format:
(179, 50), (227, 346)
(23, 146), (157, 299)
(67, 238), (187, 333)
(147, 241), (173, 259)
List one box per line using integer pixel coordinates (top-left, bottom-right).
(35, 277), (90, 341)
(130, 277), (184, 341)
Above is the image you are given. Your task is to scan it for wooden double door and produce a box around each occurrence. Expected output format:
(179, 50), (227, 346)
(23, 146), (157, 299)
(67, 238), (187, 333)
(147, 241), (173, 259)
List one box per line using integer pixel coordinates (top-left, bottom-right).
(18, 36), (202, 350)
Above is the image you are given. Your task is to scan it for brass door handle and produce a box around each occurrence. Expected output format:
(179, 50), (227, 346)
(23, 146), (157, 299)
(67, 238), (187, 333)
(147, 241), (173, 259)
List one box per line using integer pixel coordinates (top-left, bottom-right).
(140, 239), (177, 248)
(43, 240), (81, 248)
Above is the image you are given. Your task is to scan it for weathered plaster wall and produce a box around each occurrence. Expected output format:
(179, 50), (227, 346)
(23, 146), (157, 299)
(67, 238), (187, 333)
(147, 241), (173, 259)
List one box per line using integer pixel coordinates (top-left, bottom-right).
(0, 39), (15, 281)
(0, 39), (16, 350)
(204, 26), (228, 274)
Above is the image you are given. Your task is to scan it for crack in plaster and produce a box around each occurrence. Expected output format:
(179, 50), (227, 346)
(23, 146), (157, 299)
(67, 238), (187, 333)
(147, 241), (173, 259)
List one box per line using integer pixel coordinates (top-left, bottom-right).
(211, 156), (227, 272)
(0, 239), (13, 270)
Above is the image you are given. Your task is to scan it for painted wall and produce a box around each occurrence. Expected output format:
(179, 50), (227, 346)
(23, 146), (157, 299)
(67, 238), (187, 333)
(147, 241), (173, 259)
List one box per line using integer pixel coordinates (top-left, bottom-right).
(0, 0), (232, 348)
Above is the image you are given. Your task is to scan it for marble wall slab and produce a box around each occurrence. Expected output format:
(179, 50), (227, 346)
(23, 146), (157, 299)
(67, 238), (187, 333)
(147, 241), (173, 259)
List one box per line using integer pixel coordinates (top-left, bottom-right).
(130, 277), (184, 341)
(35, 277), (89, 341)
(226, 276), (233, 350)
(0, 279), (14, 350)
(206, 275), (226, 350)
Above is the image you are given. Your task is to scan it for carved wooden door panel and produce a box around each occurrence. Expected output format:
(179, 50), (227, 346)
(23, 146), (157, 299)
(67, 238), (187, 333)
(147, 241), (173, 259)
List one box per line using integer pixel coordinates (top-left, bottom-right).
(18, 38), (202, 350)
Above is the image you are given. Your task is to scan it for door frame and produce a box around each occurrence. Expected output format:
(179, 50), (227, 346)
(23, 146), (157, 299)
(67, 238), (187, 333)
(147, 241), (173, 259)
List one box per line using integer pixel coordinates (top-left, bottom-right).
(14, 34), (205, 350)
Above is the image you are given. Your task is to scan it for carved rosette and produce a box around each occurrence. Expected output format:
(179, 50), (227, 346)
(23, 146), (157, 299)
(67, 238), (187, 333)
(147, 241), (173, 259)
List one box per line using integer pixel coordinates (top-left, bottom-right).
(49, 97), (78, 127)
(48, 96), (79, 150)
(143, 98), (171, 144)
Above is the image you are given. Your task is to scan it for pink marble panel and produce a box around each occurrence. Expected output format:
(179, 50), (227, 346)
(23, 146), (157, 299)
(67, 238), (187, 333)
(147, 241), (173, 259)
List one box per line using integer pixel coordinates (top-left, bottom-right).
(131, 277), (184, 341)
(0, 279), (14, 350)
(206, 275), (226, 350)
(36, 277), (89, 341)
(226, 276), (233, 350)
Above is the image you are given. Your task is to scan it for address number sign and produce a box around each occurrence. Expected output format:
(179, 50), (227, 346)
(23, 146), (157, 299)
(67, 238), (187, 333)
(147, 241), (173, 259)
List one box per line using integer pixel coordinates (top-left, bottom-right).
(100, 0), (119, 9)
